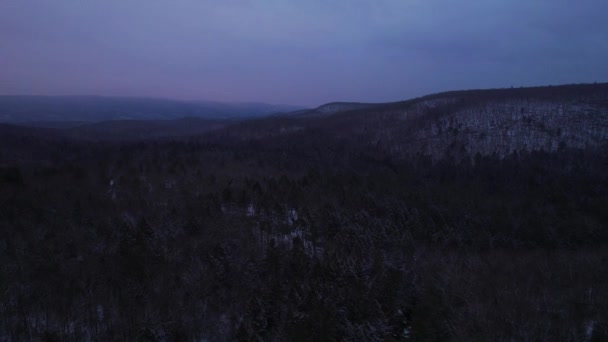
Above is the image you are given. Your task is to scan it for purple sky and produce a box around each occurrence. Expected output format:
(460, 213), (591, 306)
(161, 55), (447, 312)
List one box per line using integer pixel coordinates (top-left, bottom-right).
(1, 1), (607, 107)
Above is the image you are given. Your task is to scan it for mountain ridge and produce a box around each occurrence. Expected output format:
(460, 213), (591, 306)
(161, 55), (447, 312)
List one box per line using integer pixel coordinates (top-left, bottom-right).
(0, 95), (305, 123)
(3, 82), (607, 159)
(207, 82), (608, 159)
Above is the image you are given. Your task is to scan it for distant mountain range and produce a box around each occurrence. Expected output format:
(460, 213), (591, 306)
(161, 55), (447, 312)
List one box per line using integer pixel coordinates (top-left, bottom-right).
(1, 83), (607, 157)
(0, 95), (305, 123)
(296, 102), (380, 116)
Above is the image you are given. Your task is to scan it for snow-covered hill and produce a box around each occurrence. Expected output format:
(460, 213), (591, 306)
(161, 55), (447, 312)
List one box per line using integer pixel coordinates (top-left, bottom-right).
(208, 83), (608, 160)
(373, 84), (608, 158)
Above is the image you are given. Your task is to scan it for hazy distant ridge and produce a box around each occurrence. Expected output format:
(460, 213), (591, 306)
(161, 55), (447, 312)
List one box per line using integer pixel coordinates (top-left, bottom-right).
(0, 95), (304, 123)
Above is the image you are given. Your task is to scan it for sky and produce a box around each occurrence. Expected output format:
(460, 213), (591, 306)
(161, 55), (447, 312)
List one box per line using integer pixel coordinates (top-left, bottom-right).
(1, 0), (607, 107)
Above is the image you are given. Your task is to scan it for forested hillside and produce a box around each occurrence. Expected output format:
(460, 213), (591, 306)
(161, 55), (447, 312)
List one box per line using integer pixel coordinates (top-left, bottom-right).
(1, 84), (607, 341)
(214, 83), (608, 160)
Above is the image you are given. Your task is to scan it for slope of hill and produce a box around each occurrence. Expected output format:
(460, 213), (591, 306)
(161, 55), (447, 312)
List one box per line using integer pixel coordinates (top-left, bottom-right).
(208, 83), (608, 159)
(1, 83), (608, 341)
(0, 95), (304, 123)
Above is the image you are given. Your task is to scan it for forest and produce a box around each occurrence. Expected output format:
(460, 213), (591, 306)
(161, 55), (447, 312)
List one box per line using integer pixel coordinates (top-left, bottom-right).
(1, 84), (607, 341)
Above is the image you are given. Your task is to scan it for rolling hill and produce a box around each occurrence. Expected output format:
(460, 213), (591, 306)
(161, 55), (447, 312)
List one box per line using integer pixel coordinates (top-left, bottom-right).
(2, 82), (608, 341)
(208, 82), (608, 159)
(0, 95), (304, 123)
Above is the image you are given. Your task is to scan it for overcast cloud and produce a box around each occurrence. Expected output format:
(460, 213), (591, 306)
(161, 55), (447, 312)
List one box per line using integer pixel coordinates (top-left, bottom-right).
(1, 0), (607, 106)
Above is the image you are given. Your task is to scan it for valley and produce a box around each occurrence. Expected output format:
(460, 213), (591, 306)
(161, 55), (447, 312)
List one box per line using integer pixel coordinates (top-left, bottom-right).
(1, 83), (607, 340)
